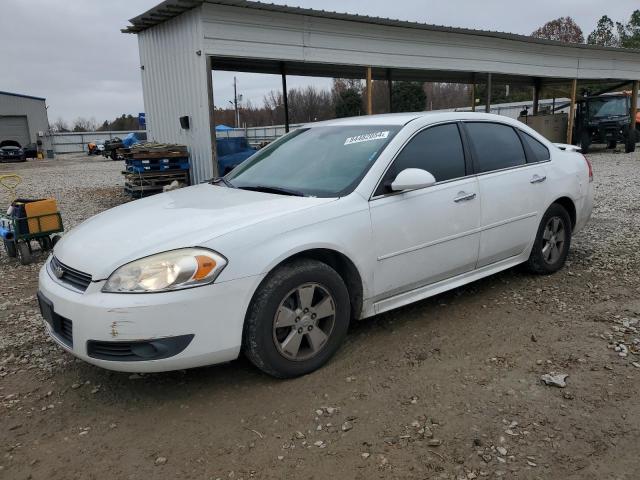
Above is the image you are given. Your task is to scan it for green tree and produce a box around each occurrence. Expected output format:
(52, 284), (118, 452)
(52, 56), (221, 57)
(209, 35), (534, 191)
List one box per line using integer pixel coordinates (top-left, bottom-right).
(531, 17), (584, 43)
(335, 88), (363, 118)
(618, 10), (640, 49)
(587, 15), (619, 46)
(391, 82), (426, 112)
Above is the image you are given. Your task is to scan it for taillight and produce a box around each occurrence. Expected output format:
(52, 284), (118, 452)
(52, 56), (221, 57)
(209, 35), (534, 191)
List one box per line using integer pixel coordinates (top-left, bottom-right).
(582, 154), (593, 183)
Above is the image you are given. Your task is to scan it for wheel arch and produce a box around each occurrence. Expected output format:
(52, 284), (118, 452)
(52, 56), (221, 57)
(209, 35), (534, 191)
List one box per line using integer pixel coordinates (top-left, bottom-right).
(253, 248), (365, 321)
(551, 196), (577, 231)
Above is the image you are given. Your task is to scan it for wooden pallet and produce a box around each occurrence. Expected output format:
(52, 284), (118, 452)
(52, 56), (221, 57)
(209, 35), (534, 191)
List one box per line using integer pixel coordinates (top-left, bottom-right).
(120, 150), (188, 160)
(123, 171), (189, 188)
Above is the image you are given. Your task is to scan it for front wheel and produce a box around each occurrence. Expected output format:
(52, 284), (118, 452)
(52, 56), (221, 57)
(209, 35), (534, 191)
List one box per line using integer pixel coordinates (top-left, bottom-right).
(525, 204), (572, 275)
(243, 259), (351, 378)
(3, 239), (17, 258)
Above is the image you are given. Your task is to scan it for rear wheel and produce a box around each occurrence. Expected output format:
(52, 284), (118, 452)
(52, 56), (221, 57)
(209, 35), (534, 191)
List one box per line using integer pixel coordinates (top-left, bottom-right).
(16, 242), (32, 265)
(579, 131), (591, 154)
(526, 204), (572, 275)
(243, 259), (351, 378)
(625, 129), (637, 153)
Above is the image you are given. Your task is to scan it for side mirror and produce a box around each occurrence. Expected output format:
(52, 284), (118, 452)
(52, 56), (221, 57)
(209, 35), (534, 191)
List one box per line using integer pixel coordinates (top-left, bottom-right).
(390, 168), (437, 192)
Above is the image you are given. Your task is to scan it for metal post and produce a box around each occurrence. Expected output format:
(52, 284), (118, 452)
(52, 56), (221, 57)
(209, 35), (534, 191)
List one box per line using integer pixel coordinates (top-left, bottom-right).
(281, 63), (290, 133)
(485, 73), (492, 113)
(366, 66), (373, 115)
(532, 78), (541, 115)
(630, 80), (639, 134)
(387, 69), (393, 113)
(471, 73), (476, 112)
(567, 79), (578, 145)
(206, 56), (219, 178)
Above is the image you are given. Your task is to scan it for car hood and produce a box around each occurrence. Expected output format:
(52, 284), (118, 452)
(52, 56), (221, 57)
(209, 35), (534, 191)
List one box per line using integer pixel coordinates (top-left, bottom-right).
(54, 184), (335, 279)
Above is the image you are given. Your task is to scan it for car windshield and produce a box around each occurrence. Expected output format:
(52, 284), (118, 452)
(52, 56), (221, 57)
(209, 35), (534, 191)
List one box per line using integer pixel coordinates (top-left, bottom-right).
(1, 146), (19, 151)
(225, 125), (400, 197)
(589, 97), (628, 118)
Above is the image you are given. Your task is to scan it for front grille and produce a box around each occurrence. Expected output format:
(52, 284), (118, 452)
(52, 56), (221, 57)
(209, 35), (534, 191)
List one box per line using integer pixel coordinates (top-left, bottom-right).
(50, 256), (92, 292)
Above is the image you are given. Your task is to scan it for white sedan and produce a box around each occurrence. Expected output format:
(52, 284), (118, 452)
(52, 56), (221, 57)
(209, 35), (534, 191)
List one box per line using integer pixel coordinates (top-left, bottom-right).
(38, 112), (593, 377)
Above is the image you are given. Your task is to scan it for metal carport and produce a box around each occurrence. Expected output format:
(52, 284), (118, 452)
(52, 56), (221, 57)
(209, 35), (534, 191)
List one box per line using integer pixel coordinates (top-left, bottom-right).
(124, 0), (640, 183)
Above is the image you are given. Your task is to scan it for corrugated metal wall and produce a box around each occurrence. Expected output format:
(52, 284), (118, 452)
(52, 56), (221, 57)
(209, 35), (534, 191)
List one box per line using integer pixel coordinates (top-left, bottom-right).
(138, 7), (213, 183)
(52, 131), (147, 154)
(0, 93), (52, 151)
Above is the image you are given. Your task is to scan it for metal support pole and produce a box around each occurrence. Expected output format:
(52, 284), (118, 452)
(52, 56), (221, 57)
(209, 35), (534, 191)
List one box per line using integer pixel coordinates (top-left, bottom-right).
(630, 80), (639, 134)
(485, 73), (492, 113)
(567, 79), (578, 145)
(532, 78), (541, 115)
(387, 69), (393, 113)
(471, 73), (476, 112)
(366, 66), (373, 115)
(281, 63), (290, 133)
(206, 56), (219, 178)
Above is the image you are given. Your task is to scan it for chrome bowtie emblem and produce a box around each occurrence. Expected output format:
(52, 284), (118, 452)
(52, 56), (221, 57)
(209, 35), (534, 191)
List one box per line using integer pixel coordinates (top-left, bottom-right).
(53, 264), (64, 279)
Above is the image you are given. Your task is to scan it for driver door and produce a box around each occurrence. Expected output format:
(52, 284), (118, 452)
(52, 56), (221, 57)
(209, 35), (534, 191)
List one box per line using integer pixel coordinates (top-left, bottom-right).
(368, 122), (481, 301)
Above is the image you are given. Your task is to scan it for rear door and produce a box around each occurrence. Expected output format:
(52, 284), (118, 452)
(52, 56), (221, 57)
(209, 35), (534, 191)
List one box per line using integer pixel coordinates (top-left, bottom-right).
(463, 122), (550, 268)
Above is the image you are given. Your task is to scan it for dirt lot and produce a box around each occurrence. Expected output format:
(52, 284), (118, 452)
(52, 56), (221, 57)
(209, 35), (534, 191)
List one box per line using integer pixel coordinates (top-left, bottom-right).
(1, 150), (639, 480)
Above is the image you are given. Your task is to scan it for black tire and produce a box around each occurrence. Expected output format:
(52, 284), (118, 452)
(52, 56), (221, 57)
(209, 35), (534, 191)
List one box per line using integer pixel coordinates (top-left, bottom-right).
(3, 239), (17, 258)
(243, 259), (351, 378)
(39, 236), (53, 252)
(526, 203), (572, 275)
(110, 150), (118, 161)
(16, 242), (32, 265)
(51, 235), (61, 247)
(579, 131), (591, 154)
(625, 130), (637, 153)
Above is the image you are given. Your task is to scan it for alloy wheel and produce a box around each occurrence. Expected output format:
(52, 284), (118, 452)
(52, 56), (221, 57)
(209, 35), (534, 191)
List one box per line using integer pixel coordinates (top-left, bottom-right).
(541, 216), (566, 264)
(272, 282), (336, 361)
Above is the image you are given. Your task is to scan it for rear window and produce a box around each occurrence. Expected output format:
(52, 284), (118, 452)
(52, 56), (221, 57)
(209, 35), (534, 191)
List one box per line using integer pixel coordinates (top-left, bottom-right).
(521, 132), (550, 162)
(465, 122), (526, 173)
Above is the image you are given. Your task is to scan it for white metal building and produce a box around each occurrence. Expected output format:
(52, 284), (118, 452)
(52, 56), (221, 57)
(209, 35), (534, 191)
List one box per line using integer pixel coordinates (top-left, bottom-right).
(0, 91), (52, 154)
(124, 0), (640, 183)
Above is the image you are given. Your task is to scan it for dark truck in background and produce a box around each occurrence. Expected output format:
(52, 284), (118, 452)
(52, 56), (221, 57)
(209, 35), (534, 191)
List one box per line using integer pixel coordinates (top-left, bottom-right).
(575, 92), (640, 153)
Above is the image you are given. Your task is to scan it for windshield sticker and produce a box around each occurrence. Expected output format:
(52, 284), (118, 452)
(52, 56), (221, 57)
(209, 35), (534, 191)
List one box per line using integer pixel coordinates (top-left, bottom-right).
(344, 131), (390, 146)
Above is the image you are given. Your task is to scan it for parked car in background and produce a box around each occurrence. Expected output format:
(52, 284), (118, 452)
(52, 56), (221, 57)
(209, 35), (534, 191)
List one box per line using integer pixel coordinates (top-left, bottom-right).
(87, 141), (105, 155)
(22, 143), (38, 159)
(0, 140), (26, 162)
(217, 136), (256, 174)
(575, 92), (640, 153)
(38, 112), (593, 378)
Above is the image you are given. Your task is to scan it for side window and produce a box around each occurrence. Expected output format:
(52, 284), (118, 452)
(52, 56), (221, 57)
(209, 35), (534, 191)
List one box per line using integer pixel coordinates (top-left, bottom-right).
(520, 132), (550, 162)
(377, 123), (466, 195)
(465, 122), (526, 173)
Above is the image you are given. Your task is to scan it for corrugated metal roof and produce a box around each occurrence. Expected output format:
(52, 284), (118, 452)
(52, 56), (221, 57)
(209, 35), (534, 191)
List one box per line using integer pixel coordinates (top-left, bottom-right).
(0, 91), (46, 102)
(123, 0), (640, 54)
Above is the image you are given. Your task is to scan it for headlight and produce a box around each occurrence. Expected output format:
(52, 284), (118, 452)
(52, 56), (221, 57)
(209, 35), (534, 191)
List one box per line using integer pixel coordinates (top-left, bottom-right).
(102, 248), (227, 293)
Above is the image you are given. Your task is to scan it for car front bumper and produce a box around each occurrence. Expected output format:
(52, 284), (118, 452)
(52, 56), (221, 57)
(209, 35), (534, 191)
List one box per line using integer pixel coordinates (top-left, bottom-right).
(38, 260), (263, 372)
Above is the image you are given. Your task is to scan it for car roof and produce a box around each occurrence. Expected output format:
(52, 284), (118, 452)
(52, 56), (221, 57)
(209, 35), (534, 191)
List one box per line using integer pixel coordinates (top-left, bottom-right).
(306, 111), (522, 128)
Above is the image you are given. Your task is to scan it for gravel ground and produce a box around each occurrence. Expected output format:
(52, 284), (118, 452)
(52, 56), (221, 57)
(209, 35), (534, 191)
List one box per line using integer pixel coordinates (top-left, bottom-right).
(1, 148), (639, 479)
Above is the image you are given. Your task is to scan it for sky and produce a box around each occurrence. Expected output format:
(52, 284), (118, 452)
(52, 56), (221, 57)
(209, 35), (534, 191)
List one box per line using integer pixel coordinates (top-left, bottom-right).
(1, 0), (638, 126)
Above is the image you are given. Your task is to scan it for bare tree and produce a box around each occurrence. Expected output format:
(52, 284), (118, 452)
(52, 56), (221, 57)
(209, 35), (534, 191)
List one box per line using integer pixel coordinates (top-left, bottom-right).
(51, 117), (70, 132)
(531, 17), (585, 43)
(72, 117), (98, 132)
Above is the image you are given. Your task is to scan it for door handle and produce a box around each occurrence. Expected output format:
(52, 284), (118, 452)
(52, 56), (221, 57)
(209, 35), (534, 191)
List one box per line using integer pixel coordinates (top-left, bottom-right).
(530, 175), (547, 184)
(454, 192), (477, 203)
